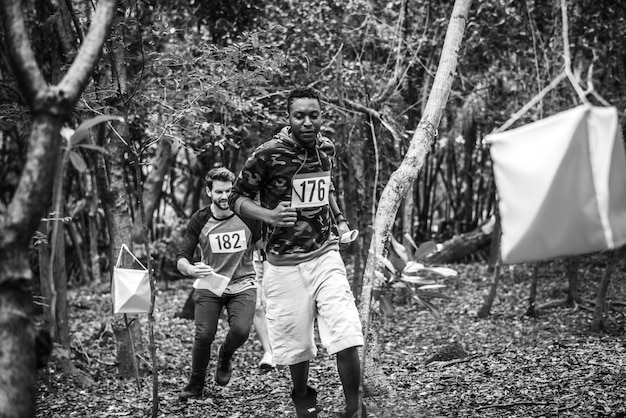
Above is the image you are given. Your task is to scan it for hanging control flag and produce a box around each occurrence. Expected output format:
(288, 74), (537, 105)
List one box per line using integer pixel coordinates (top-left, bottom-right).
(486, 105), (626, 264)
(112, 244), (151, 314)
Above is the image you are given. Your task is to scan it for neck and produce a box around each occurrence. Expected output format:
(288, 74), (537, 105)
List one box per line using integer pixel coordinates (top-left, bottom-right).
(211, 202), (232, 218)
(289, 130), (316, 149)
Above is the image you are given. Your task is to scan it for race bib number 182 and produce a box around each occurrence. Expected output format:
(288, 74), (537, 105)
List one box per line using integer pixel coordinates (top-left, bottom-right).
(209, 229), (247, 253)
(291, 171), (330, 209)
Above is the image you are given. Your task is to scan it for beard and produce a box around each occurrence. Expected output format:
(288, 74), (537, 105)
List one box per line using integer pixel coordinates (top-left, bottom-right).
(215, 199), (229, 210)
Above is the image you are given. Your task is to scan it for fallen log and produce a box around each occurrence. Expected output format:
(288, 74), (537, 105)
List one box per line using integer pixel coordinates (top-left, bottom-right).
(427, 221), (494, 264)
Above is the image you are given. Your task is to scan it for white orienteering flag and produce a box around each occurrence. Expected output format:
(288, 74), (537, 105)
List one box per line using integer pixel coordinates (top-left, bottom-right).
(486, 105), (626, 264)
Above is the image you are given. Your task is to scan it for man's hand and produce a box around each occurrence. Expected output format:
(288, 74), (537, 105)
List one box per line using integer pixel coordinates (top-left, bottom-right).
(188, 262), (214, 278)
(337, 220), (350, 237)
(268, 201), (297, 227)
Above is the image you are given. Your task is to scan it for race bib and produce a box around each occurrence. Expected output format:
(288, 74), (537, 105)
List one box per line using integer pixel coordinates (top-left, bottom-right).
(209, 229), (247, 253)
(291, 171), (330, 208)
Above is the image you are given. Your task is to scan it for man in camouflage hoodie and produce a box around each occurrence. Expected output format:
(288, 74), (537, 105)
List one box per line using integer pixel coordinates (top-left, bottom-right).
(230, 87), (365, 418)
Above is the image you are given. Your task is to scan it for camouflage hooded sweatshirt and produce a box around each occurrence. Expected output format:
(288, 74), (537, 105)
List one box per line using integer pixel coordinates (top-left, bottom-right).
(230, 126), (340, 266)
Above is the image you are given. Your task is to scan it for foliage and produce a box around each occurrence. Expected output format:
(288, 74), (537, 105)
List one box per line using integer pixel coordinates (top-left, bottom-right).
(377, 235), (457, 317)
(5, 0), (625, 246)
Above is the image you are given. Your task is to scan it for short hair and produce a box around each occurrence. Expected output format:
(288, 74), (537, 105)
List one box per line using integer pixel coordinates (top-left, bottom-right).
(287, 87), (321, 114)
(205, 167), (235, 190)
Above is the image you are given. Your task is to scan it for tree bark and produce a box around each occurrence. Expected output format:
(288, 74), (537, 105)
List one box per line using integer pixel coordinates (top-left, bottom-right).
(358, 0), (473, 398)
(591, 246), (625, 332)
(132, 136), (176, 242)
(0, 1), (116, 416)
(477, 258), (501, 318)
(565, 256), (580, 306)
(524, 263), (540, 317)
(426, 225), (492, 264)
(101, 2), (146, 378)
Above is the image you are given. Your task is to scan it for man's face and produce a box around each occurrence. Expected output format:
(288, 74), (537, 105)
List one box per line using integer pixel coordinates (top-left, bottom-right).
(208, 180), (232, 210)
(288, 98), (322, 148)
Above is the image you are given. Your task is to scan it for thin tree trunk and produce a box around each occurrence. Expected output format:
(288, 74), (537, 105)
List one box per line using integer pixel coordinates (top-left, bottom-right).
(477, 257), (501, 318)
(401, 183), (414, 248)
(525, 263), (540, 317)
(591, 247), (625, 332)
(358, 0), (473, 398)
(131, 136), (176, 243)
(66, 220), (91, 284)
(565, 256), (580, 306)
(101, 3), (145, 378)
(86, 169), (103, 284)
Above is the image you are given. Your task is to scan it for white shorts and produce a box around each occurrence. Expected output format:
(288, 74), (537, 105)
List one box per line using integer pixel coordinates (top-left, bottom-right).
(253, 252), (267, 307)
(263, 250), (364, 365)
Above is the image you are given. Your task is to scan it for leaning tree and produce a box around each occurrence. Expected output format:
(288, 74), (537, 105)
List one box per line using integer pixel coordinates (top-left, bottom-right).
(356, 0), (473, 399)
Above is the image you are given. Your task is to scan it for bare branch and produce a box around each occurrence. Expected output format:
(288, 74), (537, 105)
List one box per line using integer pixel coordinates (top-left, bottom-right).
(57, 0), (117, 105)
(560, 0), (589, 104)
(0, 0), (46, 105)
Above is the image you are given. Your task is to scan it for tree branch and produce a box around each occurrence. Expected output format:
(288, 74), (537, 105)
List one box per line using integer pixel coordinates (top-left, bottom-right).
(57, 0), (117, 106)
(373, 0), (408, 103)
(560, 0), (589, 104)
(0, 0), (46, 106)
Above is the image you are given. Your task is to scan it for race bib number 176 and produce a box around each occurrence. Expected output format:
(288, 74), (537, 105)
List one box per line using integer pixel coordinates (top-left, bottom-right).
(291, 171), (330, 209)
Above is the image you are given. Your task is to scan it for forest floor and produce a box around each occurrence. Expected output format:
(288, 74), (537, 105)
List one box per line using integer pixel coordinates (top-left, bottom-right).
(36, 254), (626, 418)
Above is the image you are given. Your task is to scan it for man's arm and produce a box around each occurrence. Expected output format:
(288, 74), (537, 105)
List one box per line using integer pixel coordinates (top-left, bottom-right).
(176, 209), (214, 278)
(177, 257), (213, 278)
(329, 190), (350, 236)
(229, 149), (297, 227)
(234, 197), (297, 228)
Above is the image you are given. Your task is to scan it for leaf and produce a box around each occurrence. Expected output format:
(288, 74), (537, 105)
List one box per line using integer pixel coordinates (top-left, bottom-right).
(68, 199), (88, 218)
(379, 295), (394, 316)
(375, 270), (387, 282)
(375, 253), (397, 275)
(400, 275), (435, 285)
(404, 233), (419, 252)
(76, 143), (110, 155)
(403, 261), (425, 274)
(392, 281), (408, 288)
(70, 115), (124, 147)
(423, 267), (458, 277)
(414, 241), (438, 260)
(417, 284), (447, 290)
(69, 150), (88, 173)
(390, 236), (409, 264)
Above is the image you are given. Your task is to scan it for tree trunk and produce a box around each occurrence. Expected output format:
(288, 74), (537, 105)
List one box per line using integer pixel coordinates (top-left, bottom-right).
(487, 210), (501, 272)
(358, 0), (473, 398)
(0, 1), (116, 415)
(131, 136), (176, 243)
(67, 219), (91, 285)
(102, 2), (146, 377)
(565, 256), (580, 306)
(426, 225), (492, 264)
(0, 249), (37, 418)
(401, 183), (414, 249)
(591, 246), (625, 332)
(112, 315), (145, 378)
(84, 161), (103, 284)
(477, 258), (501, 318)
(524, 263), (540, 317)
(48, 146), (70, 346)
